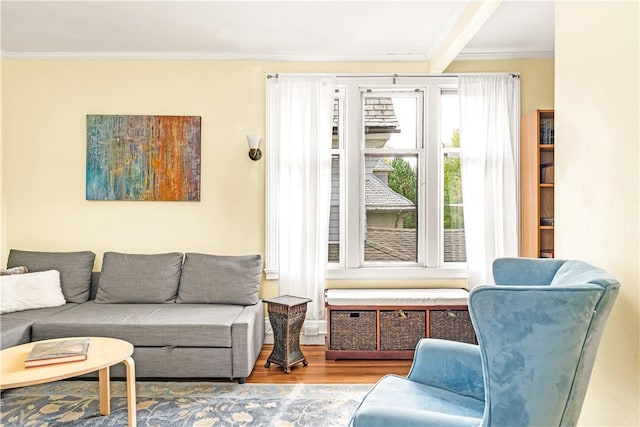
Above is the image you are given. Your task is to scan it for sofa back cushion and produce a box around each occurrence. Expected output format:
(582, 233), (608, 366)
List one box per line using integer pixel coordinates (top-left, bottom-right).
(95, 252), (183, 303)
(177, 253), (262, 305)
(7, 249), (96, 303)
(90, 271), (101, 300)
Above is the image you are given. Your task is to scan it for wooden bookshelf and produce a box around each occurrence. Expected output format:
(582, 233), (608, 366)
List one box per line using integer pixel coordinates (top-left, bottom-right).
(521, 109), (554, 258)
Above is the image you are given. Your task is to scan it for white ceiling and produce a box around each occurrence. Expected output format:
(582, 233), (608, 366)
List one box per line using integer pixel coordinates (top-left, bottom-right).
(0, 1), (554, 65)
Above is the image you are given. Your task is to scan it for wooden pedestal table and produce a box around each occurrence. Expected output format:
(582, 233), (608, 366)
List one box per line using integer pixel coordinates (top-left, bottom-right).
(0, 337), (137, 427)
(264, 295), (312, 374)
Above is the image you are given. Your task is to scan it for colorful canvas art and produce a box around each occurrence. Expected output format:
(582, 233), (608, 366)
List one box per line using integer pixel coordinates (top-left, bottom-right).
(86, 115), (201, 201)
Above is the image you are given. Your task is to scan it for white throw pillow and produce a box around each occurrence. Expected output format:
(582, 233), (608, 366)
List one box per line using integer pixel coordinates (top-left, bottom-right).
(0, 270), (66, 314)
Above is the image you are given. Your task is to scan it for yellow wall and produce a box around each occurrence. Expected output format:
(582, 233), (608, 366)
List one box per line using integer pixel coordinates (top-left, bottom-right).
(1, 58), (5, 263)
(1, 59), (553, 300)
(2, 61), (270, 269)
(0, 4), (5, 262)
(445, 58), (555, 115)
(556, 2), (640, 426)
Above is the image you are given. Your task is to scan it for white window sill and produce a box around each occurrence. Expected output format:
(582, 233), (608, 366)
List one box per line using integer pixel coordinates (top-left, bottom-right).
(265, 266), (467, 281)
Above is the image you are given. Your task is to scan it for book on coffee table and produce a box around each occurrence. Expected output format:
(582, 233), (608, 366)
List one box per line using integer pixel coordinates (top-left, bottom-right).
(25, 338), (90, 368)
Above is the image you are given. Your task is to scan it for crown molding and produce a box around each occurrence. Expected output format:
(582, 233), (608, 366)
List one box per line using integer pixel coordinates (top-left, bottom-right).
(1, 49), (553, 62)
(456, 49), (555, 61)
(0, 50), (430, 62)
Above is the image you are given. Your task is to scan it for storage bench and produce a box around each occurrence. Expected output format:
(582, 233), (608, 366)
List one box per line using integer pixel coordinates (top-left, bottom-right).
(325, 288), (476, 360)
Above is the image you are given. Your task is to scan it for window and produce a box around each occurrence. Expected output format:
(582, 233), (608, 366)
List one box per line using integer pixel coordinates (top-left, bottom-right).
(328, 76), (465, 279)
(328, 90), (345, 264)
(441, 89), (466, 263)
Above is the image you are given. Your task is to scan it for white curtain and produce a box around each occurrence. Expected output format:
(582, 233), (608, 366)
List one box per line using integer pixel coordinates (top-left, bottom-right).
(459, 74), (520, 287)
(267, 75), (335, 320)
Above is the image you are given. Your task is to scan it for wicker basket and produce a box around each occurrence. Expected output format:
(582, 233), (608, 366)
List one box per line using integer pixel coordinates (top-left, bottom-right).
(429, 310), (476, 344)
(380, 310), (426, 351)
(329, 310), (377, 350)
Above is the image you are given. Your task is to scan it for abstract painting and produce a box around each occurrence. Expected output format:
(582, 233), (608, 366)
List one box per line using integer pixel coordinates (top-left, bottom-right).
(86, 115), (201, 201)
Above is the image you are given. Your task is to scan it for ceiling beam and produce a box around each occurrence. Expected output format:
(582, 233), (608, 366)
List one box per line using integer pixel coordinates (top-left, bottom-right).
(429, 0), (503, 73)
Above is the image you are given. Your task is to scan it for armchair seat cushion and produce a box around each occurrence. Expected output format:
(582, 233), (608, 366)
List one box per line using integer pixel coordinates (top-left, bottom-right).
(351, 374), (483, 427)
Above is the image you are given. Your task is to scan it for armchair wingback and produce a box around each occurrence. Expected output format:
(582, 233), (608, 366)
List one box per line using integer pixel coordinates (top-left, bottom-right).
(349, 258), (620, 427)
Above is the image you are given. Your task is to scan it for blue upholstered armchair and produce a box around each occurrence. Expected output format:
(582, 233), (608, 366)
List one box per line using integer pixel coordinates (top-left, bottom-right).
(349, 258), (620, 427)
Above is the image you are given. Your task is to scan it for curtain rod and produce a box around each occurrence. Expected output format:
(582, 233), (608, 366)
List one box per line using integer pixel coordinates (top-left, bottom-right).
(266, 73), (520, 80)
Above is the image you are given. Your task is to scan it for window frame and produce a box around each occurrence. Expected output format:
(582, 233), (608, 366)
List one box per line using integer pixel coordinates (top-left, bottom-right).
(265, 75), (468, 281)
(358, 89), (424, 268)
(328, 76), (465, 280)
(329, 88), (347, 267)
(439, 87), (467, 268)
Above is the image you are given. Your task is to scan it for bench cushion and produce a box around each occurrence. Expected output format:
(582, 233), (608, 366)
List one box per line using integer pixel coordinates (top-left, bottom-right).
(31, 301), (244, 347)
(325, 288), (469, 307)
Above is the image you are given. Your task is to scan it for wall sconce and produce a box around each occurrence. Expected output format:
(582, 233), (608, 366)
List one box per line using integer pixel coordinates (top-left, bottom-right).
(246, 134), (262, 161)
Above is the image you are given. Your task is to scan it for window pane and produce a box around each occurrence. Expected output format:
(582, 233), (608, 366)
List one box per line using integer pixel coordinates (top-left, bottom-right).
(441, 91), (466, 262)
(363, 154), (417, 262)
(328, 155), (340, 263)
(364, 95), (417, 149)
(332, 97), (340, 149)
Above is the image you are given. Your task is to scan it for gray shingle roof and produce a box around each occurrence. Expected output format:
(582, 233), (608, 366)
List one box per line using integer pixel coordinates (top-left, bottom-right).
(373, 159), (394, 172)
(365, 174), (415, 211)
(364, 97), (400, 131)
(443, 228), (466, 263)
(363, 228), (467, 263)
(333, 97), (400, 133)
(365, 227), (416, 261)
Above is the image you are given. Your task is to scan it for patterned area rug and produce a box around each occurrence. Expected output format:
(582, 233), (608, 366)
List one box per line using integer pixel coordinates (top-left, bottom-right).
(0, 381), (371, 426)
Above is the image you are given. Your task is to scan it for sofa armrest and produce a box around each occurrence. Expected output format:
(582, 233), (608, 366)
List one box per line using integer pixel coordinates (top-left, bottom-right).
(407, 338), (484, 401)
(231, 302), (265, 381)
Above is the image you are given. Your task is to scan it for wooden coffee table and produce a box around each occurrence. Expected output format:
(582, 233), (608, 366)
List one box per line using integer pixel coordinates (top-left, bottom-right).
(0, 337), (136, 427)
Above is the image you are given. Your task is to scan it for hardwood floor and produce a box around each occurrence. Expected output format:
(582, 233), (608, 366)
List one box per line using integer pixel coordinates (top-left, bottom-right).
(246, 345), (412, 384)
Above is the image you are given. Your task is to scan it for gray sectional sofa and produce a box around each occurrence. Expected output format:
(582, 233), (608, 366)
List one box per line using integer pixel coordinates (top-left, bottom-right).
(0, 250), (265, 383)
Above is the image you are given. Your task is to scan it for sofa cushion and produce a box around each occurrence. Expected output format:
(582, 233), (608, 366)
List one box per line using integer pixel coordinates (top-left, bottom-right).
(177, 253), (262, 305)
(95, 252), (183, 303)
(0, 316), (33, 350)
(7, 250), (96, 303)
(1, 270), (66, 314)
(31, 301), (243, 348)
(0, 304), (78, 350)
